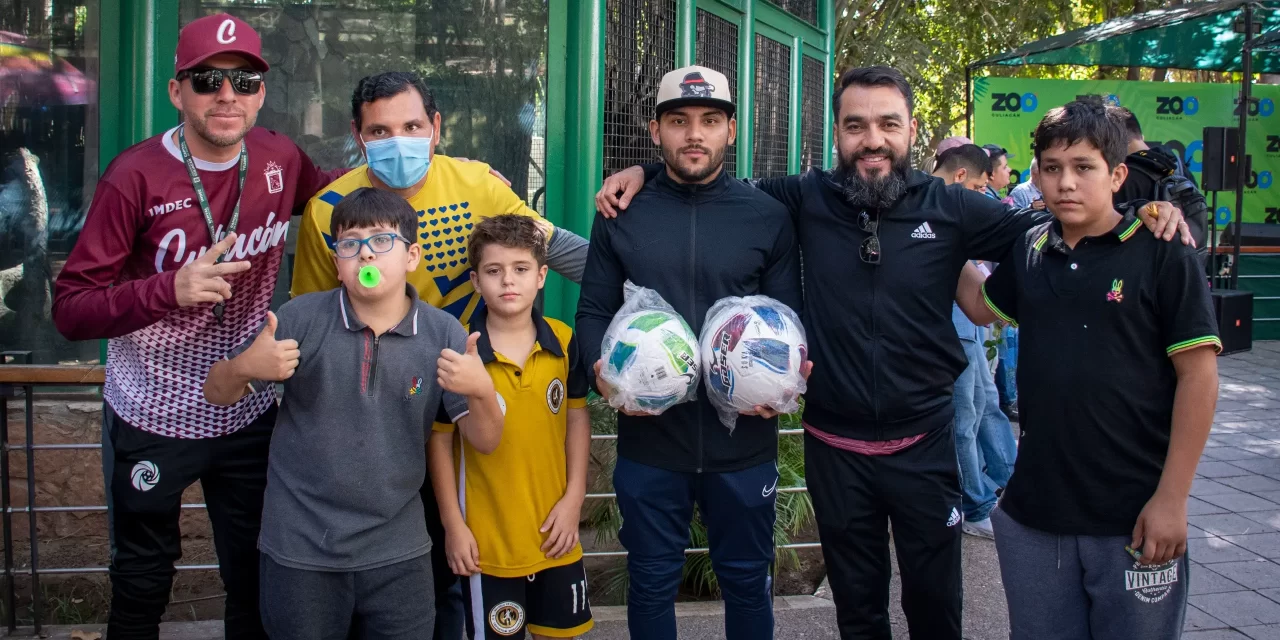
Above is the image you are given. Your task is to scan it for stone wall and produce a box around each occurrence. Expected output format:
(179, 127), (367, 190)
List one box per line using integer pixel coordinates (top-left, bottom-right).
(2, 399), (212, 571)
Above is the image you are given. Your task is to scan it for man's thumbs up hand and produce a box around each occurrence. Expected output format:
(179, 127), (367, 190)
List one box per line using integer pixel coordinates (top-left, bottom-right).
(438, 332), (494, 397)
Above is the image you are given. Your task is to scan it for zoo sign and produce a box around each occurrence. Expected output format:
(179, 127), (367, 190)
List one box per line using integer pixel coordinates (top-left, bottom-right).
(973, 77), (1280, 224)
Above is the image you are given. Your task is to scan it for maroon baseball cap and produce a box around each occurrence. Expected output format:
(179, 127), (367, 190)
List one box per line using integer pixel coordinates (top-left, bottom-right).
(174, 14), (269, 75)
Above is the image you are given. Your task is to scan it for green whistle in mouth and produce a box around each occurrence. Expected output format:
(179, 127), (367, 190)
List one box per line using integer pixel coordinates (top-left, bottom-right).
(358, 265), (382, 288)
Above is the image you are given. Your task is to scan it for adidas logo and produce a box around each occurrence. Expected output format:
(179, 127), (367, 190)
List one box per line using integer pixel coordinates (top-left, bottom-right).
(946, 507), (961, 527)
(911, 222), (937, 239)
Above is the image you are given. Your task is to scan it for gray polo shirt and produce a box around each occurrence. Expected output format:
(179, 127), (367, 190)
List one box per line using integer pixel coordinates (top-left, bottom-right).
(235, 284), (469, 571)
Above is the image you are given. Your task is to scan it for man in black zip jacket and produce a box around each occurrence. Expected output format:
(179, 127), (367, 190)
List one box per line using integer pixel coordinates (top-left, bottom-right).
(576, 65), (802, 640)
(596, 66), (1190, 640)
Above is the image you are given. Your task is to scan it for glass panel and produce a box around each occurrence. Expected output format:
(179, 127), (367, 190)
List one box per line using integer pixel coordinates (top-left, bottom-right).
(695, 9), (737, 176)
(179, 0), (550, 298)
(603, 0), (676, 176)
(0, 0), (100, 364)
(752, 34), (790, 178)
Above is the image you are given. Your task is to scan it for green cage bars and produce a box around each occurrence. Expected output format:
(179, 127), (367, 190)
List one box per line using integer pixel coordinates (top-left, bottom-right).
(89, 0), (833, 355)
(547, 0), (836, 324)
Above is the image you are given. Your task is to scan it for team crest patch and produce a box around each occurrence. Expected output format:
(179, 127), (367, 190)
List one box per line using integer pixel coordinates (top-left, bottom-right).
(264, 161), (284, 194)
(489, 601), (525, 636)
(1125, 558), (1178, 604)
(547, 378), (565, 414)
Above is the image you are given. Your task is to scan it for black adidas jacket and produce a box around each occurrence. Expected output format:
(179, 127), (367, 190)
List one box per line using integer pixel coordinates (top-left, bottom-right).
(757, 169), (1048, 441)
(576, 169), (802, 473)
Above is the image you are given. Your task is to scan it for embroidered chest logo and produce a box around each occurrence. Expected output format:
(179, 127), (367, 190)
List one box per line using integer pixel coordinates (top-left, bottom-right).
(1107, 279), (1125, 303)
(547, 378), (565, 414)
(406, 376), (423, 400)
(264, 161), (284, 194)
(1125, 559), (1178, 604)
(911, 222), (937, 239)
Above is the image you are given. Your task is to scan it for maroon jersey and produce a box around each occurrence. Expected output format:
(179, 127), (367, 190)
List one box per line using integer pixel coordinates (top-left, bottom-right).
(53, 126), (341, 439)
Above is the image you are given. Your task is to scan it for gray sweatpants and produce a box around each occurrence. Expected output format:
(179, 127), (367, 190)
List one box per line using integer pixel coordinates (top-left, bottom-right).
(260, 552), (435, 640)
(991, 506), (1187, 640)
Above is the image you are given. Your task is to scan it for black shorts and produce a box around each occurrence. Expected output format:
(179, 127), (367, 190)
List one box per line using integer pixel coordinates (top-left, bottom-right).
(462, 559), (593, 639)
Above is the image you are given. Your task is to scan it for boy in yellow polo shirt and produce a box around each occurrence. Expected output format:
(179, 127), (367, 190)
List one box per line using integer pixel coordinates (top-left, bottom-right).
(429, 214), (592, 639)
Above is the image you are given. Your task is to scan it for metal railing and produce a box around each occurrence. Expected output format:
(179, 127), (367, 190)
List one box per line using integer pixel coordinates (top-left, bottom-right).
(1234, 252), (1280, 324)
(0, 354), (814, 634)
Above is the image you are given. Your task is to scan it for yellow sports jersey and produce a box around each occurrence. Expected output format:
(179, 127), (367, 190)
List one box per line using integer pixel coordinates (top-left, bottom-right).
(290, 155), (551, 323)
(434, 307), (588, 578)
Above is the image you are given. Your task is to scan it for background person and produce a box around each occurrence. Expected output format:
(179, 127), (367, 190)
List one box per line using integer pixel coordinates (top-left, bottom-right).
(931, 145), (1016, 540)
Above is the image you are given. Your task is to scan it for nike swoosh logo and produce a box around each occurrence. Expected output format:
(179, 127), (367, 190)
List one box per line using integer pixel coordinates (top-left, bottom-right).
(762, 477), (779, 497)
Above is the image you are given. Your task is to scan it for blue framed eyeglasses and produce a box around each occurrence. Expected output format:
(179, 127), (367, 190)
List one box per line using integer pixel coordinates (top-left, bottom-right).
(333, 233), (410, 259)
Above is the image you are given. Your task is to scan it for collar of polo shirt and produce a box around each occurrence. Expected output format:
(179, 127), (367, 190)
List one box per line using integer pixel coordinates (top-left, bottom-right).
(469, 305), (565, 365)
(337, 284), (422, 336)
(1035, 209), (1142, 255)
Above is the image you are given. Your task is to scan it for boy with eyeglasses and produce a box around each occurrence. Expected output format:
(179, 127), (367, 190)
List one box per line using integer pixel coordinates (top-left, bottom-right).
(204, 187), (504, 639)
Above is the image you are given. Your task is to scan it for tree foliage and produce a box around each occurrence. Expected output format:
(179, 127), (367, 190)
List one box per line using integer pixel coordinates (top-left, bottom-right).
(833, 0), (1184, 159)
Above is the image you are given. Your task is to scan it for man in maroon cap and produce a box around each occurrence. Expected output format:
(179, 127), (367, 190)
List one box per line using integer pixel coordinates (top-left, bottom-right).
(52, 14), (344, 639)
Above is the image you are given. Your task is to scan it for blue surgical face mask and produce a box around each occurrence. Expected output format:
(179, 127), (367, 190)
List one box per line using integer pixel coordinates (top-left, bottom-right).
(362, 135), (433, 189)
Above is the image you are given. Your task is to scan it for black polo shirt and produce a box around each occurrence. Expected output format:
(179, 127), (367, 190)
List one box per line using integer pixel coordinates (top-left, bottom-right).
(982, 211), (1221, 536)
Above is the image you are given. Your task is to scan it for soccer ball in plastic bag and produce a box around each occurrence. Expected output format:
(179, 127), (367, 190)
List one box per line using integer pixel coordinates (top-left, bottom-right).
(701, 297), (807, 427)
(600, 310), (700, 414)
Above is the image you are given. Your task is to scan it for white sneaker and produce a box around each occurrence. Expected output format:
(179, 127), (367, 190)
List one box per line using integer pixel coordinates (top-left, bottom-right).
(962, 517), (996, 540)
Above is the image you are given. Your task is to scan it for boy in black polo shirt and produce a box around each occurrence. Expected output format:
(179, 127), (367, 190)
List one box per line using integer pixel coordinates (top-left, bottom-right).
(960, 101), (1220, 639)
(203, 187), (504, 640)
(429, 214), (593, 639)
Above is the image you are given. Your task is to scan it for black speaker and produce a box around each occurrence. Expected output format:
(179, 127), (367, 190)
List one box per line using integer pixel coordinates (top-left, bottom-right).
(1211, 289), (1253, 355)
(1202, 127), (1240, 192)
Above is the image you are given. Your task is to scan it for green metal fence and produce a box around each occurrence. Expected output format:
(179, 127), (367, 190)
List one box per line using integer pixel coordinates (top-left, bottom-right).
(75, 0), (832, 348)
(550, 0), (835, 323)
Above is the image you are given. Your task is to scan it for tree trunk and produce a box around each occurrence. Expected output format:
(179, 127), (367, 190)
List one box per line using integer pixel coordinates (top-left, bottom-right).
(1151, 0), (1182, 81)
(1126, 0), (1144, 80)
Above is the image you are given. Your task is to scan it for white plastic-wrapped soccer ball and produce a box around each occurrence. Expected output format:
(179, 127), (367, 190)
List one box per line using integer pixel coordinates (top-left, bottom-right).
(600, 310), (700, 414)
(701, 297), (807, 425)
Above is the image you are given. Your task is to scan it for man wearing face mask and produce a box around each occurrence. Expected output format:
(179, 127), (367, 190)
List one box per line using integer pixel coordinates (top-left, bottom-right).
(290, 70), (588, 640)
(594, 66), (1191, 639)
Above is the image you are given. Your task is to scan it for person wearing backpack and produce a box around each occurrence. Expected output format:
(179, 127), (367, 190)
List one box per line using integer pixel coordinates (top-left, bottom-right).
(1112, 108), (1208, 258)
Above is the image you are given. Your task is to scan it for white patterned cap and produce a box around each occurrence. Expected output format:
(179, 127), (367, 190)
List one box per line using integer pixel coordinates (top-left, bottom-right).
(656, 65), (735, 118)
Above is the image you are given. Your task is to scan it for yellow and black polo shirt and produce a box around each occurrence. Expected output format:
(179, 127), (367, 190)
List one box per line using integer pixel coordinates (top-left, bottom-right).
(981, 211), (1221, 537)
(433, 306), (588, 577)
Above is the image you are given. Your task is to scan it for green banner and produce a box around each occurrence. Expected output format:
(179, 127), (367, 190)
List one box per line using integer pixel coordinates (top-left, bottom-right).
(973, 77), (1280, 225)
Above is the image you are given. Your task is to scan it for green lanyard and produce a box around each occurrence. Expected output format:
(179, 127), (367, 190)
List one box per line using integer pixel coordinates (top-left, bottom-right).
(177, 124), (247, 325)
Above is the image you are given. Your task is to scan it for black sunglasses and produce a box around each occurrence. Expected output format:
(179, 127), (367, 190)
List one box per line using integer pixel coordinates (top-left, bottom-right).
(177, 68), (263, 95)
(859, 210), (881, 265)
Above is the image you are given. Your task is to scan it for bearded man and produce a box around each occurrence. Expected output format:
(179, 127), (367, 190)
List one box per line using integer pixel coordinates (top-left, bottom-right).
(593, 66), (1191, 640)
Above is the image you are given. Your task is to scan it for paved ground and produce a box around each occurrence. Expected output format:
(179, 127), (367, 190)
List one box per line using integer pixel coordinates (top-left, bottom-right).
(6, 342), (1278, 638)
(1178, 340), (1280, 639)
